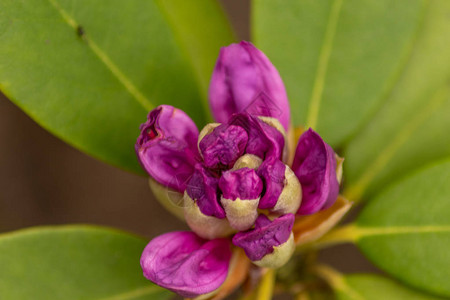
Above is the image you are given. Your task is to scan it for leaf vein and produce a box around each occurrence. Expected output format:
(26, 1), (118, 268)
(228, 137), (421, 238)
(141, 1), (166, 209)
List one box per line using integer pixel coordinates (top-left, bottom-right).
(46, 0), (153, 111)
(341, 0), (430, 147)
(344, 84), (449, 201)
(305, 0), (343, 129)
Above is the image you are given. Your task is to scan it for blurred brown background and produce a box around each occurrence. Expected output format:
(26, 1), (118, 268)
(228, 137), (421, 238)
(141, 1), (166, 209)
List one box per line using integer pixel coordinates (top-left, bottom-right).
(0, 0), (377, 277)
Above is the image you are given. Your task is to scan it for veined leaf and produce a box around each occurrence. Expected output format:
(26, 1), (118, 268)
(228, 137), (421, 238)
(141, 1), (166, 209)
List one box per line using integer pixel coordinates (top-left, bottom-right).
(0, 225), (171, 300)
(344, 0), (450, 201)
(252, 0), (425, 146)
(0, 0), (234, 173)
(352, 160), (450, 297)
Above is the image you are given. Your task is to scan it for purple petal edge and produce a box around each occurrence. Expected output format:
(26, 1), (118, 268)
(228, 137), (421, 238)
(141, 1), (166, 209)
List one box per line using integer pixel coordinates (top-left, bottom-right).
(257, 157), (286, 209)
(292, 129), (339, 215)
(209, 41), (290, 130)
(186, 164), (226, 218)
(141, 231), (232, 298)
(232, 214), (294, 261)
(219, 167), (263, 200)
(199, 124), (248, 169)
(229, 113), (284, 161)
(135, 105), (199, 192)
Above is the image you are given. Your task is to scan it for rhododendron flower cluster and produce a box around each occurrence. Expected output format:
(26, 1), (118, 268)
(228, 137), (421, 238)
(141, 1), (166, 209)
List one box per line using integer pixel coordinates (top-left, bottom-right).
(136, 41), (340, 298)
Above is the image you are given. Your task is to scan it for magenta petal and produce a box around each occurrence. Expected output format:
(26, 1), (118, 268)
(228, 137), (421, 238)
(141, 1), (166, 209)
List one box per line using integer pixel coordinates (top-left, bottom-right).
(136, 105), (199, 192)
(229, 113), (284, 160)
(292, 129), (339, 215)
(219, 167), (263, 200)
(232, 214), (294, 261)
(199, 124), (248, 169)
(141, 231), (232, 298)
(186, 164), (226, 219)
(257, 158), (286, 209)
(209, 41), (290, 130)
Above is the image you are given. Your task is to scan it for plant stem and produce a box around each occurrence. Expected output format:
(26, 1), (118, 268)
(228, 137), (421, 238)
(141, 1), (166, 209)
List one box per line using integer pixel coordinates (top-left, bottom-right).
(255, 269), (276, 300)
(306, 224), (359, 250)
(295, 291), (311, 300)
(313, 265), (364, 300)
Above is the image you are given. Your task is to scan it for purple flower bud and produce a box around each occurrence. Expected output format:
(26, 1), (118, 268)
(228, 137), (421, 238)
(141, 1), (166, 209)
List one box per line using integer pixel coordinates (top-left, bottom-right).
(184, 192), (234, 240)
(199, 124), (248, 169)
(232, 214), (295, 268)
(229, 113), (285, 160)
(186, 164), (225, 219)
(257, 158), (286, 209)
(219, 168), (263, 201)
(292, 129), (339, 215)
(209, 41), (290, 130)
(141, 231), (232, 298)
(219, 168), (263, 230)
(136, 105), (199, 192)
(257, 158), (302, 214)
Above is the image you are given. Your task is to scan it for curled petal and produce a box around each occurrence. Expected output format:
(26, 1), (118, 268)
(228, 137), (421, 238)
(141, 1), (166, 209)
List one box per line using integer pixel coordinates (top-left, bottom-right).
(232, 214), (295, 268)
(136, 105), (199, 192)
(199, 124), (248, 169)
(271, 165), (302, 215)
(257, 158), (286, 209)
(219, 168), (263, 201)
(184, 192), (234, 240)
(229, 113), (284, 160)
(258, 116), (290, 163)
(141, 231), (232, 298)
(209, 41), (290, 130)
(186, 164), (225, 219)
(219, 168), (262, 231)
(198, 123), (221, 150)
(253, 234), (295, 269)
(257, 158), (302, 214)
(292, 129), (339, 215)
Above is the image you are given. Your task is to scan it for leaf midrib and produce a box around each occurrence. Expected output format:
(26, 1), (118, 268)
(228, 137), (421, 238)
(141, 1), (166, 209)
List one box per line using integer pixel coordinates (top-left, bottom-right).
(46, 0), (153, 111)
(340, 0), (430, 147)
(305, 0), (343, 129)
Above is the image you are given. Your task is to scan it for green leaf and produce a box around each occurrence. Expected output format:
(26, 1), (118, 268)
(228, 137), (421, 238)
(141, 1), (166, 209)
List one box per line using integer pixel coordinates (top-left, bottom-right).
(344, 0), (450, 201)
(252, 0), (426, 146)
(353, 160), (450, 297)
(0, 225), (172, 300)
(0, 0), (234, 173)
(337, 275), (444, 300)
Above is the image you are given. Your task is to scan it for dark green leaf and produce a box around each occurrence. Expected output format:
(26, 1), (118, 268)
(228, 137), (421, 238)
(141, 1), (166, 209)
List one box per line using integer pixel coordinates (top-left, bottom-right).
(0, 0), (234, 173)
(0, 225), (171, 300)
(354, 160), (450, 297)
(344, 0), (450, 201)
(252, 0), (425, 146)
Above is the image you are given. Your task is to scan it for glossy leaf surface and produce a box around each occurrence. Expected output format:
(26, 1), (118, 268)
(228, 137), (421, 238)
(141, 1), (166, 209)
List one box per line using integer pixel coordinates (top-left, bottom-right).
(252, 0), (425, 146)
(0, 226), (172, 300)
(355, 160), (450, 297)
(344, 0), (450, 200)
(0, 0), (234, 173)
